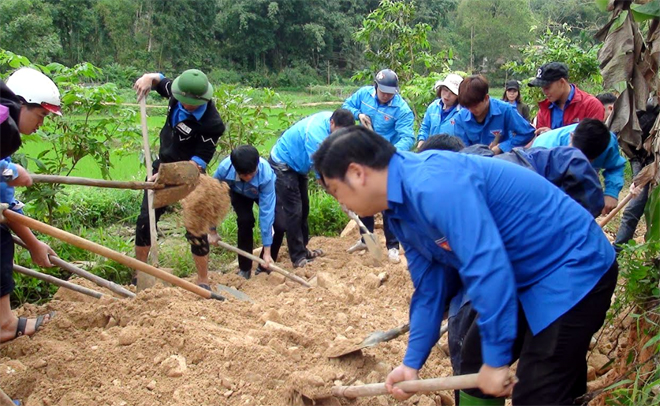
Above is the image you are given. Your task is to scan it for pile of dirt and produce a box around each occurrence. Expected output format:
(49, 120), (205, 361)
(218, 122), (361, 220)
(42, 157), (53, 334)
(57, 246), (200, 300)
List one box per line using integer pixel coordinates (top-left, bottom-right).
(1, 227), (454, 406)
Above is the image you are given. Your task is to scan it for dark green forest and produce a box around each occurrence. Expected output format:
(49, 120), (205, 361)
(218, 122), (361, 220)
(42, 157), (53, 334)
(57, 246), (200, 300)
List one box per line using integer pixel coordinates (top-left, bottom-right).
(1, 0), (607, 87)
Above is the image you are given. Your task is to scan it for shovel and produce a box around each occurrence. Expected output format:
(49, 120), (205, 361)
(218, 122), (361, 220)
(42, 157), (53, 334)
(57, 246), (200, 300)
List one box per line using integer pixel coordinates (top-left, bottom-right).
(215, 284), (253, 302)
(30, 161), (199, 209)
(345, 210), (383, 264)
(332, 373), (480, 398)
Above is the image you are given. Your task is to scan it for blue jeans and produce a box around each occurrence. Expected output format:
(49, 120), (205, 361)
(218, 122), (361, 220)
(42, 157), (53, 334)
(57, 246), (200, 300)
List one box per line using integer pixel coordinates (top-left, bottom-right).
(614, 158), (651, 250)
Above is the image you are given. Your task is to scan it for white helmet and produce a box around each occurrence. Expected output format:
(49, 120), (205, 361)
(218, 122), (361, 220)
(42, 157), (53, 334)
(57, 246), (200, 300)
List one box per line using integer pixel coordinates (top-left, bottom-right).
(6, 67), (62, 116)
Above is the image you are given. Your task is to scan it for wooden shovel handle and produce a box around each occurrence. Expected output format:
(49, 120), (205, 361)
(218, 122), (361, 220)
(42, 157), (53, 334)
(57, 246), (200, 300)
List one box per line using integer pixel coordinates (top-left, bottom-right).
(31, 174), (161, 190)
(12, 236), (135, 298)
(331, 373), (479, 398)
(215, 241), (311, 288)
(13, 264), (106, 300)
(3, 210), (225, 301)
(598, 193), (634, 228)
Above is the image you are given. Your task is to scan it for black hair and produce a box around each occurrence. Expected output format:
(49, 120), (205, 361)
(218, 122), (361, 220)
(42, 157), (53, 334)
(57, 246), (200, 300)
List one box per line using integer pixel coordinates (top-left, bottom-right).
(571, 118), (611, 160)
(596, 93), (617, 106)
(330, 108), (356, 128)
(418, 134), (465, 153)
(230, 145), (260, 175)
(501, 88), (522, 104)
(313, 125), (395, 184)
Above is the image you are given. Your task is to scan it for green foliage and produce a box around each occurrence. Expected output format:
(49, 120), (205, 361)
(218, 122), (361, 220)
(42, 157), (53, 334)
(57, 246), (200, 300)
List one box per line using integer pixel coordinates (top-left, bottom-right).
(645, 186), (660, 242)
(613, 241), (660, 309)
(501, 25), (602, 110)
(353, 0), (452, 83)
(307, 187), (349, 237)
(0, 0), (62, 64)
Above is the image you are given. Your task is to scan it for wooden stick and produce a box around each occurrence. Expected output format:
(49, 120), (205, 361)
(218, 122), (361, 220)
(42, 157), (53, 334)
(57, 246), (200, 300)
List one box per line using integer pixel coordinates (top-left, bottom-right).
(31, 174), (161, 190)
(598, 193), (634, 228)
(331, 373), (479, 398)
(12, 236), (135, 298)
(13, 264), (106, 300)
(0, 387), (16, 406)
(3, 210), (225, 301)
(215, 241), (311, 288)
(140, 97), (159, 288)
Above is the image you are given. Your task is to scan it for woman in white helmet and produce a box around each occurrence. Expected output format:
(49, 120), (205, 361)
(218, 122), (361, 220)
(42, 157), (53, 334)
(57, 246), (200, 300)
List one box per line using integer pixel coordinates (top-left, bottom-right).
(0, 67), (61, 343)
(417, 73), (463, 149)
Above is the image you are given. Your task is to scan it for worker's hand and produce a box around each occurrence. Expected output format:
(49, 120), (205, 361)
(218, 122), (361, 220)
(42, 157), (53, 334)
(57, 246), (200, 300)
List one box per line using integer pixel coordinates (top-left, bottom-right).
(358, 114), (373, 130)
(477, 364), (516, 398)
(189, 160), (203, 173)
(629, 183), (644, 198)
(262, 246), (273, 269)
(602, 196), (618, 216)
(133, 73), (160, 100)
(147, 173), (158, 182)
(534, 127), (551, 136)
(0, 203), (8, 224)
(385, 364), (419, 401)
(208, 230), (221, 246)
(417, 140), (424, 150)
(29, 241), (56, 268)
(490, 144), (503, 155)
(6, 165), (32, 187)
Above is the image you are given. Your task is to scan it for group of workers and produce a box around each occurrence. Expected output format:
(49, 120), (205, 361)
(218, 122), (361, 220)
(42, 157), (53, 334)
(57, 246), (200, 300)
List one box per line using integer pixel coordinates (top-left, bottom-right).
(0, 60), (656, 406)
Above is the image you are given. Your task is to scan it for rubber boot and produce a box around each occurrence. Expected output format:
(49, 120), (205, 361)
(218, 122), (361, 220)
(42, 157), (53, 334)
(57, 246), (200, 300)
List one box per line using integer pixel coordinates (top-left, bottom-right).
(458, 391), (505, 406)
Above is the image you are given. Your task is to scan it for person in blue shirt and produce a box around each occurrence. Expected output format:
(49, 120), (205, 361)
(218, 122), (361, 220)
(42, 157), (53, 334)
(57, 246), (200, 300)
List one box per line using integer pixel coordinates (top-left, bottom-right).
(453, 75), (535, 155)
(268, 108), (354, 268)
(313, 126), (617, 405)
(417, 73), (463, 149)
(532, 118), (626, 216)
(210, 145), (276, 279)
(343, 69), (415, 263)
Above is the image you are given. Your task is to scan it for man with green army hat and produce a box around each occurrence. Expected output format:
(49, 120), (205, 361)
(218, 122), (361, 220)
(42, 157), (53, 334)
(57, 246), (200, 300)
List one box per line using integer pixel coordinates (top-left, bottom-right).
(133, 69), (225, 290)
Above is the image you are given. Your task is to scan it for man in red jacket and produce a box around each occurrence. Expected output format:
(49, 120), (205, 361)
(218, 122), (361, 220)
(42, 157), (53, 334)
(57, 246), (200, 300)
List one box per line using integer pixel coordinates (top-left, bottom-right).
(530, 62), (604, 136)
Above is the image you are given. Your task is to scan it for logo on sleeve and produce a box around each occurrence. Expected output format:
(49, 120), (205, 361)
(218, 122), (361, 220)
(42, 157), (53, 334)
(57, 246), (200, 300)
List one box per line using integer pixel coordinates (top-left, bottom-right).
(435, 237), (452, 251)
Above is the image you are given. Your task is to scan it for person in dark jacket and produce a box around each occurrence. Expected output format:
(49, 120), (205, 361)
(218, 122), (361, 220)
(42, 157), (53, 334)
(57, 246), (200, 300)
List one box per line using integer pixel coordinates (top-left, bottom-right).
(133, 69), (225, 290)
(502, 80), (530, 121)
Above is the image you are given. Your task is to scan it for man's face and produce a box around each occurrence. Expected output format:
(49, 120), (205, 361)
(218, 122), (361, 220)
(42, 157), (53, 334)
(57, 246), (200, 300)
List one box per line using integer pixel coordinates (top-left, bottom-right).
(322, 163), (379, 217)
(541, 79), (566, 103)
(18, 105), (49, 134)
(238, 171), (256, 182)
(467, 96), (490, 122)
(604, 104), (614, 122)
(376, 88), (395, 104)
(440, 87), (458, 108)
(181, 102), (200, 112)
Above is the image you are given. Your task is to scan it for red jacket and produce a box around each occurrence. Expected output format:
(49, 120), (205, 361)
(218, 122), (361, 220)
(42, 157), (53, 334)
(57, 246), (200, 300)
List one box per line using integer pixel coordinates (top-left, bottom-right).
(536, 85), (604, 129)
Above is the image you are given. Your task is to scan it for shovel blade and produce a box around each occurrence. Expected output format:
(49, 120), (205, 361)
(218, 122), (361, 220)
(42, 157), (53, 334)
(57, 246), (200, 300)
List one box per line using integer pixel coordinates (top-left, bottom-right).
(215, 284), (253, 302)
(153, 183), (197, 208)
(363, 233), (383, 263)
(156, 161), (200, 186)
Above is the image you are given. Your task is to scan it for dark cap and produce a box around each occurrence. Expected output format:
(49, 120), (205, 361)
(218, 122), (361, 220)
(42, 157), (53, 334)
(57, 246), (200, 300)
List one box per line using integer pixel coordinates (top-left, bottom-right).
(505, 80), (520, 90)
(528, 62), (569, 87)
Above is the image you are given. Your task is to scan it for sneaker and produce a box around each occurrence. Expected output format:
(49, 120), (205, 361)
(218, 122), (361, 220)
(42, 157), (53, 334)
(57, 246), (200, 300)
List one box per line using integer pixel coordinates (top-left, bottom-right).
(237, 269), (251, 280)
(388, 248), (401, 264)
(347, 240), (367, 253)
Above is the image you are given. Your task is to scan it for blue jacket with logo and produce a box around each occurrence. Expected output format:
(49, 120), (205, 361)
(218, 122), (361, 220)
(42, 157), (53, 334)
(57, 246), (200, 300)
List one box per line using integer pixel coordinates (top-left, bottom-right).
(213, 157), (276, 246)
(532, 123), (626, 198)
(418, 100), (461, 141)
(271, 111), (335, 175)
(454, 98), (535, 152)
(342, 86), (415, 151)
(385, 151), (615, 370)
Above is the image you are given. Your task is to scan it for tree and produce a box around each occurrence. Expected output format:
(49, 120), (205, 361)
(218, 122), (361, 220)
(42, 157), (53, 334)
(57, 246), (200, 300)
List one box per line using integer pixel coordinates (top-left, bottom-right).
(0, 0), (62, 64)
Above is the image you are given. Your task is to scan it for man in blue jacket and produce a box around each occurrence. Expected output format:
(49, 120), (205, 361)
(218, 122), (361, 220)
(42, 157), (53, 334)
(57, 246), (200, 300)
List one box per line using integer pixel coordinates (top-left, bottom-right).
(453, 75), (535, 154)
(342, 69), (415, 263)
(417, 73), (463, 149)
(268, 108), (354, 268)
(210, 145), (276, 279)
(313, 126), (617, 405)
(532, 118), (626, 215)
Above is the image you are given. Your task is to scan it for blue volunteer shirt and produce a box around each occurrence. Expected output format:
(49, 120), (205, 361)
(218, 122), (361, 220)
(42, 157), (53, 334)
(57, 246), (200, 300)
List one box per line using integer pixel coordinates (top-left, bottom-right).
(550, 84), (575, 130)
(171, 101), (208, 170)
(453, 98), (535, 152)
(0, 158), (18, 183)
(0, 158), (23, 213)
(385, 151), (615, 370)
(270, 111), (335, 175)
(532, 123), (626, 198)
(342, 86), (415, 151)
(213, 157), (276, 246)
(417, 100), (461, 141)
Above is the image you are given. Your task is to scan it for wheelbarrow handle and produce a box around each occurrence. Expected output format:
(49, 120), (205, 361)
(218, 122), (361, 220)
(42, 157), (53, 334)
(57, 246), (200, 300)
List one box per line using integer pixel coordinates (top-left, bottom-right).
(31, 174), (162, 190)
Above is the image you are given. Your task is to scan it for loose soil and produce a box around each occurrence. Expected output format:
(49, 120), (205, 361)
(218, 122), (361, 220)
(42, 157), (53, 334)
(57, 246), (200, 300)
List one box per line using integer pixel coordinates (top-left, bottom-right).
(1, 219), (629, 406)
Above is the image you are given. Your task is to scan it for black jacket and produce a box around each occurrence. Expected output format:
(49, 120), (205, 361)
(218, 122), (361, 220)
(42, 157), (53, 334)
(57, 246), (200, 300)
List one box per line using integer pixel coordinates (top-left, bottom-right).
(153, 78), (225, 172)
(0, 80), (23, 159)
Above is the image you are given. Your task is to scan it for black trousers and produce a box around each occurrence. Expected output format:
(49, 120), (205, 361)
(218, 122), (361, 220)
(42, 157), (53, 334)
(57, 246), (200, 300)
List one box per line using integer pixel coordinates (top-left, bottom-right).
(460, 260), (618, 405)
(360, 212), (399, 250)
(0, 225), (15, 297)
(230, 190), (260, 272)
(268, 158), (309, 264)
